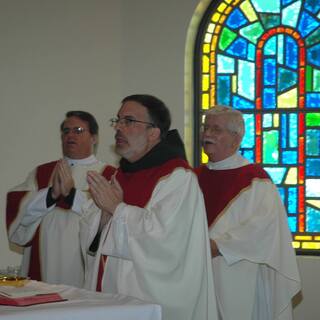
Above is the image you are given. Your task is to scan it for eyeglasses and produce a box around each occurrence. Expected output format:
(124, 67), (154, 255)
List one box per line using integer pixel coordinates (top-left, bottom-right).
(61, 127), (87, 135)
(109, 117), (155, 128)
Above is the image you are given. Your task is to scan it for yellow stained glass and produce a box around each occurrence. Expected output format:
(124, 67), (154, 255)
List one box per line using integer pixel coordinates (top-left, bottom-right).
(202, 75), (210, 91)
(217, 3), (227, 12)
(211, 35), (218, 50)
(292, 241), (300, 248)
(207, 23), (215, 33)
(215, 25), (222, 34)
(302, 242), (320, 249)
(219, 14), (227, 24)
(204, 33), (213, 43)
(306, 200), (320, 208)
(232, 75), (237, 93)
(295, 235), (312, 240)
(212, 12), (221, 23)
(273, 113), (279, 127)
(202, 150), (208, 163)
(202, 55), (210, 73)
(314, 236), (320, 241)
(240, 0), (258, 22)
(278, 88), (297, 108)
(203, 44), (210, 54)
(202, 93), (209, 109)
(285, 167), (297, 184)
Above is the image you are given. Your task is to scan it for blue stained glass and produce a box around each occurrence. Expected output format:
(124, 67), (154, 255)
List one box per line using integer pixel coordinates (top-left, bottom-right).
(285, 36), (298, 69)
(263, 113), (272, 127)
(278, 67), (297, 92)
(217, 55), (235, 73)
(306, 93), (320, 108)
(306, 179), (320, 197)
(263, 88), (276, 109)
(306, 129), (320, 156)
(226, 8), (248, 29)
(226, 37), (248, 59)
(264, 37), (276, 55)
(308, 43), (320, 67)
(264, 59), (276, 85)
(277, 35), (284, 65)
(282, 0), (296, 6)
(289, 114), (298, 148)
(277, 187), (285, 202)
(306, 206), (320, 232)
(305, 0), (320, 15)
(306, 159), (320, 176)
(282, 1), (301, 28)
(238, 60), (255, 100)
(251, 0), (280, 13)
(288, 216), (297, 232)
(282, 151), (297, 164)
(217, 76), (231, 105)
(281, 114), (287, 148)
(298, 11), (320, 38)
(241, 150), (254, 162)
(264, 167), (287, 184)
(288, 187), (297, 214)
(232, 95), (255, 109)
(248, 43), (255, 61)
(242, 114), (255, 147)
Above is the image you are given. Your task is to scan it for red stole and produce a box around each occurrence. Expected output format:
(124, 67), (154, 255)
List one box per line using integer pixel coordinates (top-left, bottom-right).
(195, 164), (270, 227)
(6, 161), (115, 281)
(96, 158), (190, 291)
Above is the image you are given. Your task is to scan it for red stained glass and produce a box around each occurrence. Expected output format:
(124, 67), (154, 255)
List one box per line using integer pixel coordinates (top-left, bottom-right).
(298, 214), (305, 232)
(298, 137), (305, 164)
(298, 114), (305, 135)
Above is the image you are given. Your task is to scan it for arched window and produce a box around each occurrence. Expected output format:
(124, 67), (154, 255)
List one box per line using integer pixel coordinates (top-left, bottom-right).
(194, 0), (320, 254)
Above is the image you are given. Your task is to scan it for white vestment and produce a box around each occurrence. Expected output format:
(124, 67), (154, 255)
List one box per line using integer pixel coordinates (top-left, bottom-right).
(205, 154), (301, 320)
(79, 167), (218, 320)
(7, 155), (109, 288)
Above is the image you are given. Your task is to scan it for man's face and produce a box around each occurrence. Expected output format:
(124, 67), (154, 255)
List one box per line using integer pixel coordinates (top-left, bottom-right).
(61, 116), (96, 159)
(114, 101), (159, 162)
(201, 114), (239, 162)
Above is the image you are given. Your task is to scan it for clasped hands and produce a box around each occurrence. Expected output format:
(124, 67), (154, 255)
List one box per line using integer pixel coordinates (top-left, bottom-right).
(51, 159), (75, 199)
(87, 171), (123, 216)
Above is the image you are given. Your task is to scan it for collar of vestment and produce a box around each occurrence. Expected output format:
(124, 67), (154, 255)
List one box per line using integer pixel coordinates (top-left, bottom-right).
(119, 129), (187, 173)
(64, 154), (98, 166)
(206, 153), (249, 170)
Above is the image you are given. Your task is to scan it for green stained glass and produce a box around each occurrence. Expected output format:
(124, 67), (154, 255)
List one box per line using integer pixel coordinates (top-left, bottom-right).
(281, 1), (301, 28)
(219, 27), (237, 50)
(278, 67), (298, 92)
(306, 65), (313, 92)
(306, 27), (320, 47)
(263, 130), (279, 164)
(313, 69), (320, 91)
(251, 0), (280, 13)
(260, 13), (280, 29)
(240, 21), (264, 44)
(306, 129), (320, 156)
(306, 113), (320, 126)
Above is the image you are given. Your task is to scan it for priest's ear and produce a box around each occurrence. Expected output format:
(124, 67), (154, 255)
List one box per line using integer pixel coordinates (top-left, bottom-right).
(148, 126), (161, 143)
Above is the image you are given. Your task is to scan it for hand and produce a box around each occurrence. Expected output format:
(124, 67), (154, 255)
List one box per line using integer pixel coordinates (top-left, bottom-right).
(51, 164), (61, 199)
(87, 171), (123, 215)
(210, 239), (221, 258)
(57, 159), (75, 197)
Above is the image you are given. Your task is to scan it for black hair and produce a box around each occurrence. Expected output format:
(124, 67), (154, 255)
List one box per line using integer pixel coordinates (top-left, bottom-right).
(122, 94), (171, 140)
(60, 110), (99, 135)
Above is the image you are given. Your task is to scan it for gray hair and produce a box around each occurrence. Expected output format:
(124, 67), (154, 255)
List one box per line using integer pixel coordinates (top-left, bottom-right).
(205, 105), (245, 140)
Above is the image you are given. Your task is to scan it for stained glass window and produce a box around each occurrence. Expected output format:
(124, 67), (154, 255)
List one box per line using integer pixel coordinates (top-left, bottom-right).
(195, 0), (320, 254)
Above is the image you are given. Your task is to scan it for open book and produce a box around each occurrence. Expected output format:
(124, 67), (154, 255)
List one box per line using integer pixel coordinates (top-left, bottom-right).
(0, 281), (66, 306)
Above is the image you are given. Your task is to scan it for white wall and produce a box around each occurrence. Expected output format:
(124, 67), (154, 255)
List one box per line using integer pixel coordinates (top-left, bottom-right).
(0, 1), (318, 319)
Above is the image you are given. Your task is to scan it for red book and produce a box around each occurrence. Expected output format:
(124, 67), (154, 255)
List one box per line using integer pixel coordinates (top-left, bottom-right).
(0, 292), (65, 306)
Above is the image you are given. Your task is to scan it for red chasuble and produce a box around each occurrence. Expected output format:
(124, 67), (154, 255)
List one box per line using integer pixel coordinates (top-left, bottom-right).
(6, 161), (115, 281)
(195, 164), (270, 227)
(95, 158), (190, 291)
